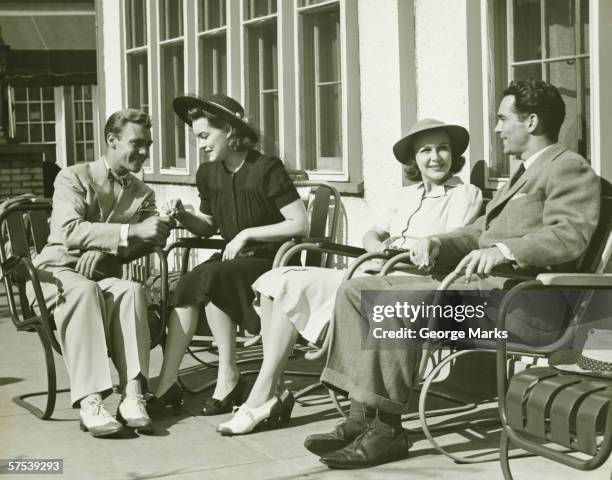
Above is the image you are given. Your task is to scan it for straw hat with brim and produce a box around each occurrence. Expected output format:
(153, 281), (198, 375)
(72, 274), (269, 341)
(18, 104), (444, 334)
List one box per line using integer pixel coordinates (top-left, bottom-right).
(173, 94), (259, 142)
(393, 118), (469, 164)
(554, 328), (612, 378)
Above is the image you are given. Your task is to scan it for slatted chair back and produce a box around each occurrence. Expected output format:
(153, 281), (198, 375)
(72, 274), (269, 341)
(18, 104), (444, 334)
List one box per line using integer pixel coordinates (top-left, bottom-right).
(288, 169), (342, 266)
(0, 196), (52, 328)
(294, 180), (341, 268)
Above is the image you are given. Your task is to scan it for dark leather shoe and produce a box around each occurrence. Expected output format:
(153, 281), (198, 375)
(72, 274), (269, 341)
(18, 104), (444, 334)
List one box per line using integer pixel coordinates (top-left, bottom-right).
(304, 418), (368, 456)
(147, 383), (184, 415)
(319, 417), (411, 469)
(202, 376), (245, 416)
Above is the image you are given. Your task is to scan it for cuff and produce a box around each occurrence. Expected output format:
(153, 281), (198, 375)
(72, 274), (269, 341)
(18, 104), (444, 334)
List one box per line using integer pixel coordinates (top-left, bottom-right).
(494, 243), (515, 261)
(119, 224), (130, 247)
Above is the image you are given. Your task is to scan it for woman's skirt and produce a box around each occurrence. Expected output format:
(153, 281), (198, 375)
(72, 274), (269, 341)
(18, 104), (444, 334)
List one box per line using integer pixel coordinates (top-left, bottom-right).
(171, 253), (273, 334)
(252, 266), (346, 343)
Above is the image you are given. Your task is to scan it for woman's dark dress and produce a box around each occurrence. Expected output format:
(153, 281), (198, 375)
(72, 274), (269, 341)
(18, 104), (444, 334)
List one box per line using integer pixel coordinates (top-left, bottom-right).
(171, 150), (300, 334)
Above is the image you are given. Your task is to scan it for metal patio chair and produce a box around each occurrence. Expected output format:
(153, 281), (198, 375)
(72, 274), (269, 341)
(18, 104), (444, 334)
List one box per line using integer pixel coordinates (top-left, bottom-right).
(0, 195), (168, 419)
(371, 192), (612, 464)
(161, 170), (344, 394)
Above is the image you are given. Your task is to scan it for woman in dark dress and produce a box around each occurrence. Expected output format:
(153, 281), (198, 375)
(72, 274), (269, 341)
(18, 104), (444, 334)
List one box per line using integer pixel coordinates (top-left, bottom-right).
(152, 94), (308, 417)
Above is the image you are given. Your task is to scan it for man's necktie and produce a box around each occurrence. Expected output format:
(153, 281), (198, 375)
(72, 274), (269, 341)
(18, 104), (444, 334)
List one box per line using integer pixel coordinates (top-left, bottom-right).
(107, 169), (133, 189)
(509, 163), (526, 188)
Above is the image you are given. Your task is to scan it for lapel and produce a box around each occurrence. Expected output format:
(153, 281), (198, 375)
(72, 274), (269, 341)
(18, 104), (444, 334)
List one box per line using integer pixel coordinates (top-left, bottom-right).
(107, 177), (150, 223)
(485, 143), (567, 224)
(88, 158), (115, 221)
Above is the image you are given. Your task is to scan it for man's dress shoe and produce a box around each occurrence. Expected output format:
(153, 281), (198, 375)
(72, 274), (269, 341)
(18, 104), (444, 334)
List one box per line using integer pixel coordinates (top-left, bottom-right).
(304, 418), (367, 456)
(79, 398), (124, 438)
(319, 417), (411, 469)
(117, 394), (153, 432)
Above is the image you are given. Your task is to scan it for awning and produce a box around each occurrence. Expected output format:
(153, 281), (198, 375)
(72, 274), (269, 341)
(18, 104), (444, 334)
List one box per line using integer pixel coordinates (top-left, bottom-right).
(0, 14), (96, 50)
(0, 13), (97, 86)
(6, 49), (97, 86)
(7, 71), (97, 87)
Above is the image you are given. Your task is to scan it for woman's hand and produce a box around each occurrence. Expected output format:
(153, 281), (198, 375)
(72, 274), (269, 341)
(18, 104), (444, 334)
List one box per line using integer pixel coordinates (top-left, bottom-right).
(410, 237), (441, 270)
(162, 199), (186, 220)
(222, 232), (249, 261)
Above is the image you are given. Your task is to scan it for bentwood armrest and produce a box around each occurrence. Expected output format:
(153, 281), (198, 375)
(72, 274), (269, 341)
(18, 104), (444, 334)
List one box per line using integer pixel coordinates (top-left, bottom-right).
(278, 239), (366, 267)
(165, 237), (228, 254)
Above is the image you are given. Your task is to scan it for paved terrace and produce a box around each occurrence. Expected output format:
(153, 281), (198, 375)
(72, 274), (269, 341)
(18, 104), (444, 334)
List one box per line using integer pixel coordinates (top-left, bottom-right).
(1, 284), (610, 480)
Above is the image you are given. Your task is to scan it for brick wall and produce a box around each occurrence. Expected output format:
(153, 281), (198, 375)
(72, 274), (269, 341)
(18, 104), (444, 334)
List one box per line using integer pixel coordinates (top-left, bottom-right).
(0, 145), (56, 200)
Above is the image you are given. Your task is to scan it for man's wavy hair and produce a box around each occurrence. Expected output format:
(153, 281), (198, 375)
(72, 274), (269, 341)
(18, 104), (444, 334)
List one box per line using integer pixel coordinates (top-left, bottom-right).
(503, 78), (565, 142)
(402, 130), (466, 182)
(104, 109), (152, 144)
(187, 108), (256, 152)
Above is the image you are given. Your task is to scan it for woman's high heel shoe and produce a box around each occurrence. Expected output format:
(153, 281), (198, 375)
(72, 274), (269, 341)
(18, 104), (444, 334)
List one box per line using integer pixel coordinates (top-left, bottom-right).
(277, 389), (295, 425)
(216, 397), (282, 435)
(201, 376), (245, 416)
(147, 383), (184, 415)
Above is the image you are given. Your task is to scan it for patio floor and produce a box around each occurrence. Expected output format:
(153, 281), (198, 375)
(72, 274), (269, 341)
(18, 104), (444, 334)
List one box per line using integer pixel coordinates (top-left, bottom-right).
(1, 283), (610, 480)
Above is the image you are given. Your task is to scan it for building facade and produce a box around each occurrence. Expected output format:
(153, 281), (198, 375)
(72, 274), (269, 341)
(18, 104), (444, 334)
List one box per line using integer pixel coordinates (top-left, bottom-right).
(97, 0), (612, 245)
(0, 0), (99, 199)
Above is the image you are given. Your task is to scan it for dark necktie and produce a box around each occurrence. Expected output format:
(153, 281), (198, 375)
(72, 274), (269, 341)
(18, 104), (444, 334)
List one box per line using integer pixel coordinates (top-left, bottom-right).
(509, 163), (526, 188)
(107, 169), (132, 189)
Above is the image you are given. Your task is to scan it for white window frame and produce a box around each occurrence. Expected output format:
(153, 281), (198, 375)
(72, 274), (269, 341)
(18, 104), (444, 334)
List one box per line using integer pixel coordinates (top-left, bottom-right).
(476, 0), (608, 189)
(68, 85), (100, 165)
(241, 1), (279, 157)
(121, 0), (154, 175)
(117, 0), (362, 190)
(12, 86), (57, 145)
(157, 0), (188, 175)
(294, 0), (361, 183)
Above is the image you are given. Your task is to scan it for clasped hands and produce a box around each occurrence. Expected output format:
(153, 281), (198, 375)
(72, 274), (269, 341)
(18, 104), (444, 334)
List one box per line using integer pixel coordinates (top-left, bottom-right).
(408, 238), (509, 282)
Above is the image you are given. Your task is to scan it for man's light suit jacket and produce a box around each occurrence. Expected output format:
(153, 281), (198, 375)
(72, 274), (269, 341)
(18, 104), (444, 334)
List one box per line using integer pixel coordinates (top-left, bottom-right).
(34, 157), (157, 279)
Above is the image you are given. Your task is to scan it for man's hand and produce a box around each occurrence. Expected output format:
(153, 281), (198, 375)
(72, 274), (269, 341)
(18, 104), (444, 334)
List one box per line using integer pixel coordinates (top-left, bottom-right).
(455, 246), (509, 283)
(222, 232), (249, 261)
(409, 237), (441, 270)
(75, 250), (107, 279)
(129, 216), (173, 246)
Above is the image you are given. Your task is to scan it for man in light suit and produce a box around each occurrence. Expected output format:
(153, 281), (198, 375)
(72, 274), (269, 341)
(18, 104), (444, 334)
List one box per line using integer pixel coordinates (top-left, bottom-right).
(30, 109), (172, 437)
(305, 79), (601, 468)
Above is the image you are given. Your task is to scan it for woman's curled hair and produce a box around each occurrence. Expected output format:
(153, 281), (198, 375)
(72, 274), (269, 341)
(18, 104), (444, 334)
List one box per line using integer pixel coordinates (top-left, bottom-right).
(187, 107), (256, 152)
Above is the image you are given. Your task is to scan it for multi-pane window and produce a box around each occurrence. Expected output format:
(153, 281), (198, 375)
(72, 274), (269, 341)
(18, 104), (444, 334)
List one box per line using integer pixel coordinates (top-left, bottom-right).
(71, 86), (96, 164)
(489, 0), (590, 178)
(199, 0), (227, 97)
(13, 86), (56, 144)
(118, 0), (360, 186)
(125, 0), (149, 113)
(244, 0), (278, 156)
(160, 0), (186, 169)
(298, 1), (342, 173)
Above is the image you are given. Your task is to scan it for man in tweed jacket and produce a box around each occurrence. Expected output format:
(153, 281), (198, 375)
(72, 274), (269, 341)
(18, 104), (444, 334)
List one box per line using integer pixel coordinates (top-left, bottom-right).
(307, 79), (601, 468)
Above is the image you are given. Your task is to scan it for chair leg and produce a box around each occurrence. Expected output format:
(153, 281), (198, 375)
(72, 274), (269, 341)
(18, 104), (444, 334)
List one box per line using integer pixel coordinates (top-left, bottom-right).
(328, 388), (348, 418)
(294, 380), (327, 403)
(13, 327), (68, 420)
(416, 349), (502, 463)
(500, 430), (515, 480)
